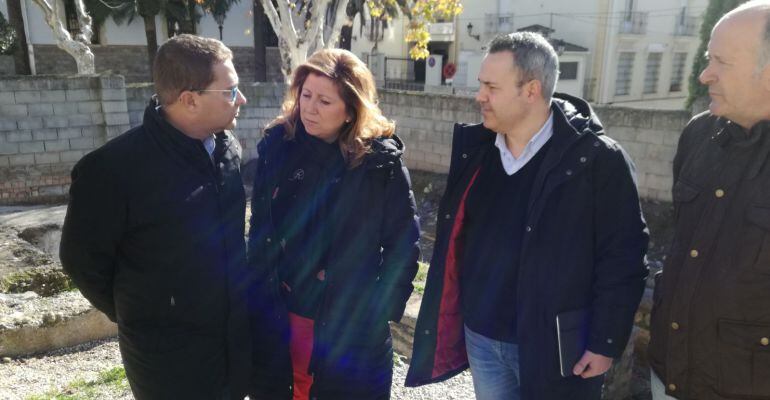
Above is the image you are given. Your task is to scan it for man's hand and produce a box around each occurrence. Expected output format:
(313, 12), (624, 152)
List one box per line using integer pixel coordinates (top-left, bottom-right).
(572, 350), (613, 378)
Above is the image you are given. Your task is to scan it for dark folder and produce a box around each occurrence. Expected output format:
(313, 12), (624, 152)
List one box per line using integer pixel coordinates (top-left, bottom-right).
(555, 307), (591, 377)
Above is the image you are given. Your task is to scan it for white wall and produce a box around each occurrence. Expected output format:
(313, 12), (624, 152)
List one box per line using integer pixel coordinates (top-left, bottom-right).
(350, 11), (410, 61)
(197, 1), (254, 47)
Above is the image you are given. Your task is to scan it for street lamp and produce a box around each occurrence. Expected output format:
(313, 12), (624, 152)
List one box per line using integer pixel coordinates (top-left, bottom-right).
(213, 12), (225, 40)
(466, 22), (480, 41)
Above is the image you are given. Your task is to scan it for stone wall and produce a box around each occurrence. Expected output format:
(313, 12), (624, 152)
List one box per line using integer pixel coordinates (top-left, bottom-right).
(2, 79), (689, 203)
(32, 45), (284, 83)
(376, 90), (690, 201)
(0, 75), (130, 204)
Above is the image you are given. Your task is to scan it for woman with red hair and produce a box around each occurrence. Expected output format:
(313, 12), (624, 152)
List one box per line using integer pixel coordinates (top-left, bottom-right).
(247, 49), (420, 400)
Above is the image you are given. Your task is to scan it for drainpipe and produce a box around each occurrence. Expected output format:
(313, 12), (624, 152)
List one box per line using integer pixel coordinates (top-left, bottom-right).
(21, 0), (36, 75)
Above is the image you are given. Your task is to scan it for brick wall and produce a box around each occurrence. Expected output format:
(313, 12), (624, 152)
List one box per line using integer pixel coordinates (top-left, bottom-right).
(0, 75), (129, 204)
(33, 45), (284, 83)
(2, 78), (689, 204)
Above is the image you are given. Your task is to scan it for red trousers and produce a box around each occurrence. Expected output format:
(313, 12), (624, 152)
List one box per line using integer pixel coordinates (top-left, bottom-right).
(288, 312), (315, 400)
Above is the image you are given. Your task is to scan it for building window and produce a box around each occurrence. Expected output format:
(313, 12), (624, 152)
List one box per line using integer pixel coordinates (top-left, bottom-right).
(615, 52), (635, 96)
(560, 62), (578, 80)
(64, 0), (80, 39)
(669, 52), (687, 92)
(643, 52), (662, 94)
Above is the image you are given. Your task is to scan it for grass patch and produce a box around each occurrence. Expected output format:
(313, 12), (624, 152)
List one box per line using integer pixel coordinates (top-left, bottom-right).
(26, 366), (129, 400)
(0, 268), (75, 297)
(412, 261), (429, 295)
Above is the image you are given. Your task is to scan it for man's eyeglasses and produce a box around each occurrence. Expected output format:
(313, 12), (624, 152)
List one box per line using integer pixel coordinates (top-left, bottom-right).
(193, 87), (241, 102)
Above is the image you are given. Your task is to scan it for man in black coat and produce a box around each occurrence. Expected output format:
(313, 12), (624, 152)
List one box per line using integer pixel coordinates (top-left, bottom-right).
(60, 34), (251, 400)
(406, 32), (648, 399)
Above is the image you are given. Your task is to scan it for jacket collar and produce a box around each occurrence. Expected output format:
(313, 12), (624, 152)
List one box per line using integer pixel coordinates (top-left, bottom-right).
(143, 96), (232, 171)
(460, 92), (604, 156)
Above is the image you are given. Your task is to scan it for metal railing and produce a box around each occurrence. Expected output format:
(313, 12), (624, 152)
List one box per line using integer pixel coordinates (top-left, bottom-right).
(619, 12), (648, 34)
(673, 16), (697, 36)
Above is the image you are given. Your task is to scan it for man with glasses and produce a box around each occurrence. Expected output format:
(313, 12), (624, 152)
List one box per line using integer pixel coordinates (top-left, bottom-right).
(60, 34), (251, 399)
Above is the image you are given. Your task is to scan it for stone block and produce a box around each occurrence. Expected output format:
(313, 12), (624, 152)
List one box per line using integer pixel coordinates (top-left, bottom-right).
(0, 91), (15, 104)
(0, 142), (19, 155)
(65, 89), (93, 102)
(34, 152), (61, 165)
(60, 150), (85, 163)
(652, 111), (689, 131)
(663, 132), (681, 146)
(69, 137), (94, 150)
(0, 156), (8, 167)
(91, 113), (105, 125)
(32, 129), (59, 141)
(45, 139), (70, 152)
(53, 103), (78, 116)
(101, 101), (127, 113)
(636, 129), (665, 145)
(77, 101), (101, 114)
(104, 113), (129, 125)
(8, 154), (34, 166)
(27, 103), (54, 117)
(41, 90), (67, 103)
(80, 126), (103, 137)
(57, 127), (82, 139)
(14, 91), (41, 104)
(111, 123), (132, 138)
(68, 114), (93, 127)
(623, 110), (654, 129)
(0, 120), (17, 131)
(17, 117), (43, 130)
(1, 104), (28, 117)
(19, 141), (45, 154)
(43, 116), (69, 129)
(6, 130), (33, 142)
(99, 88), (126, 101)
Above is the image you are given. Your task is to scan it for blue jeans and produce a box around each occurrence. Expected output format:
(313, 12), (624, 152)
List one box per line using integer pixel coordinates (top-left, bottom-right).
(464, 324), (521, 400)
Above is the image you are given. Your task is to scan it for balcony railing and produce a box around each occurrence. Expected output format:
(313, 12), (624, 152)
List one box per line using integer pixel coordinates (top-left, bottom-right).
(674, 16), (697, 36)
(619, 12), (648, 35)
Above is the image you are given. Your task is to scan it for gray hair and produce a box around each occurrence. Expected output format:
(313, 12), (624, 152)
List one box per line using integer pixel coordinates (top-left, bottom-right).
(486, 31), (559, 102)
(723, 0), (770, 71)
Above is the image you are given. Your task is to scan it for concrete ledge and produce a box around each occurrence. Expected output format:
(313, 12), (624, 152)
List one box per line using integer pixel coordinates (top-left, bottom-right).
(0, 291), (117, 357)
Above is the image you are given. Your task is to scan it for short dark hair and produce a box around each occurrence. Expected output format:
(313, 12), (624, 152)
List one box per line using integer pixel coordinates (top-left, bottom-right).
(152, 34), (233, 105)
(487, 32), (559, 101)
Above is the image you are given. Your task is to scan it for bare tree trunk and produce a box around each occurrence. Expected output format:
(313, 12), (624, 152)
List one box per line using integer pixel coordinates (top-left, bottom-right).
(142, 14), (158, 75)
(30, 0), (94, 74)
(260, 0), (351, 80)
(6, 0), (30, 74)
(253, 0), (266, 81)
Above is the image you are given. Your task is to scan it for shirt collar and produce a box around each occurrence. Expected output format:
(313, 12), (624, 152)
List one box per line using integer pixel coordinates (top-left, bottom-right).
(494, 111), (554, 175)
(203, 135), (216, 160)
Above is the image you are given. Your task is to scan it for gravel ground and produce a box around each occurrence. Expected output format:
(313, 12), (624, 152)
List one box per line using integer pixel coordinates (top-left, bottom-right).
(0, 338), (474, 400)
(0, 338), (129, 400)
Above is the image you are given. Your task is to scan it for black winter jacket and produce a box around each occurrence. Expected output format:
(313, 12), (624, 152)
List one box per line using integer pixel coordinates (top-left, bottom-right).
(405, 93), (648, 399)
(60, 102), (252, 399)
(247, 124), (420, 399)
(649, 112), (770, 400)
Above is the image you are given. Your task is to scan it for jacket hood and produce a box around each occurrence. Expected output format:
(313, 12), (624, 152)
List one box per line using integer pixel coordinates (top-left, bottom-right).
(552, 92), (605, 137)
(365, 134), (405, 170)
